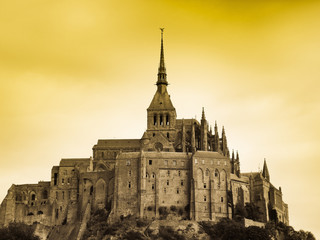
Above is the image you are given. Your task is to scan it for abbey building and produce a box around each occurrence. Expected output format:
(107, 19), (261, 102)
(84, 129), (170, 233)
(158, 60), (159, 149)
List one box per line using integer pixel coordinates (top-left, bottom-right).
(0, 31), (289, 231)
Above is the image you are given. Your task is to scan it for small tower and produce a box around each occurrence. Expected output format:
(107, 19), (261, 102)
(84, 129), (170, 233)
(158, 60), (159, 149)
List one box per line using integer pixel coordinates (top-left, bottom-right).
(200, 107), (208, 151)
(262, 158), (270, 182)
(147, 29), (177, 138)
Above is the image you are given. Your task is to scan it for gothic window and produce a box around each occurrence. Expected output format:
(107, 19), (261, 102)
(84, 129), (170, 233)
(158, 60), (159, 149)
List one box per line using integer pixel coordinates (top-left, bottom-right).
(152, 173), (155, 178)
(62, 178), (65, 184)
(221, 197), (224, 202)
(153, 114), (157, 125)
(128, 181), (131, 189)
(167, 132), (170, 138)
(167, 180), (169, 186)
(166, 114), (169, 125)
(181, 180), (184, 186)
(31, 194), (36, 201)
(160, 115), (163, 126)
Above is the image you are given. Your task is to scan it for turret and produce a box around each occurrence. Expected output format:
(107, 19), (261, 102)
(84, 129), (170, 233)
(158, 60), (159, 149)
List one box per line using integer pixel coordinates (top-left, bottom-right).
(221, 126), (228, 156)
(262, 158), (270, 182)
(200, 107), (208, 151)
(214, 121), (220, 152)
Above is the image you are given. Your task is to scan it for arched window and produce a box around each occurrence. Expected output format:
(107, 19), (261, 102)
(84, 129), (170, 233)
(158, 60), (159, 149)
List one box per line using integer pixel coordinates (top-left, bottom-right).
(31, 194), (36, 201)
(160, 115), (163, 126)
(166, 115), (170, 125)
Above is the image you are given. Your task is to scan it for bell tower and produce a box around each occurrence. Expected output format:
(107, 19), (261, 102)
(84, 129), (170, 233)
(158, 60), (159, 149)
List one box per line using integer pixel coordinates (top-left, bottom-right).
(147, 29), (177, 140)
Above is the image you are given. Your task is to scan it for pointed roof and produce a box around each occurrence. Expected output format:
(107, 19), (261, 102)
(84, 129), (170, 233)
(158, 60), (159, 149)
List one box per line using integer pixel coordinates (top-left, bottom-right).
(262, 158), (270, 181)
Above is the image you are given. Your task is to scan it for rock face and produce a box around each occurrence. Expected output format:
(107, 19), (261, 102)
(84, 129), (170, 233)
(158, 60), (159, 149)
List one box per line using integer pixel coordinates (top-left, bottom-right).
(0, 31), (289, 239)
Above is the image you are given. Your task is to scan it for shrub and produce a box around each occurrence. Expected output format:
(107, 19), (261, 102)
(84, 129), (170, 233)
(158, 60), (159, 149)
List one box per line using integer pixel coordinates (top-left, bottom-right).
(123, 230), (146, 240)
(158, 226), (185, 240)
(158, 206), (168, 219)
(0, 223), (40, 240)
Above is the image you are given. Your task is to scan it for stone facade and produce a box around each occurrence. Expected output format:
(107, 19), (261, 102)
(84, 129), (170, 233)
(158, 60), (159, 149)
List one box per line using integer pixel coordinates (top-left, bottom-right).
(0, 31), (289, 231)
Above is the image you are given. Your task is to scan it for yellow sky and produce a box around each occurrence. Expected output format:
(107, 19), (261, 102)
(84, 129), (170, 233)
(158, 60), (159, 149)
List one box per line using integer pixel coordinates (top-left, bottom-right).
(1, 0), (320, 237)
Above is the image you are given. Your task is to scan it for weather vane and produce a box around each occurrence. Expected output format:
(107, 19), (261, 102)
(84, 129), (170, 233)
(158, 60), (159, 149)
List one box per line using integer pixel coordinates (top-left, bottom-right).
(160, 28), (164, 33)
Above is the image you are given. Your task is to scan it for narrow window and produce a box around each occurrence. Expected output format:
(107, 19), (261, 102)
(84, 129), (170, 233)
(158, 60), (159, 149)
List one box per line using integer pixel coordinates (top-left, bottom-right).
(164, 188), (166, 193)
(178, 170), (181, 176)
(177, 188), (180, 194)
(204, 196), (207, 202)
(154, 114), (157, 125)
(153, 133), (155, 137)
(152, 184), (155, 190)
(31, 194), (36, 201)
(167, 180), (169, 186)
(101, 152), (104, 158)
(160, 115), (163, 126)
(215, 170), (219, 177)
(54, 173), (58, 186)
(128, 181), (131, 189)
(181, 180), (184, 186)
(221, 197), (224, 202)
(62, 178), (65, 184)
(167, 170), (170, 176)
(62, 191), (65, 200)
(149, 160), (152, 165)
(166, 115), (169, 125)
(167, 132), (170, 138)
(204, 183), (207, 189)
(68, 191), (71, 200)
(152, 173), (155, 178)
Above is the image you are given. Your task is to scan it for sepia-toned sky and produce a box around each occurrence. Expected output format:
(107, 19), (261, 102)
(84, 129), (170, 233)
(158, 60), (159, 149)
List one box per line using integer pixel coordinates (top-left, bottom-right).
(1, 0), (320, 237)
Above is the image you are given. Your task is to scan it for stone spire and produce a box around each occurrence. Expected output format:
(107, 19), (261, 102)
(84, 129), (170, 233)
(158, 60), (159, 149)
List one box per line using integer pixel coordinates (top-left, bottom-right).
(262, 158), (270, 182)
(201, 107), (206, 120)
(157, 28), (168, 86)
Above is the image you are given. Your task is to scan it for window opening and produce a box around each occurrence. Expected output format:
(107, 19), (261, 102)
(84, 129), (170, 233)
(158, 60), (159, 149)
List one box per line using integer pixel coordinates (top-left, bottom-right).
(149, 160), (152, 165)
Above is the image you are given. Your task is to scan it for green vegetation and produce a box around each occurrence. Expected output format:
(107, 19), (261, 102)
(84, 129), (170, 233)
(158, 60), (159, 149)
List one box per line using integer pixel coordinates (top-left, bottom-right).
(0, 223), (40, 240)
